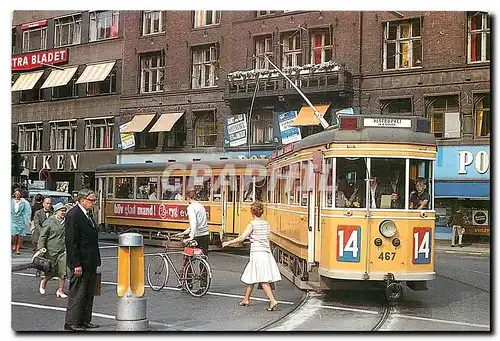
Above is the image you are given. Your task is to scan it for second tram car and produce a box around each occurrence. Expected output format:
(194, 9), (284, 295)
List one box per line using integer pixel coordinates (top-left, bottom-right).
(266, 115), (437, 300)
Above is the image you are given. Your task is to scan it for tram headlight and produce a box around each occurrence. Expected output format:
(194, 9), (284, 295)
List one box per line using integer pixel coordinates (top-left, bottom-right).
(379, 220), (397, 238)
(392, 238), (401, 247)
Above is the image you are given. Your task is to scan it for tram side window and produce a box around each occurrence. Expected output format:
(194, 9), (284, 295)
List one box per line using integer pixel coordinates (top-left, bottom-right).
(227, 175), (240, 202)
(213, 175), (221, 202)
(243, 175), (253, 202)
(136, 177), (158, 200)
(255, 177), (267, 202)
(300, 161), (309, 206)
(280, 166), (290, 204)
(115, 177), (135, 199)
(187, 176), (211, 201)
(290, 163), (300, 205)
(324, 158), (333, 207)
(409, 159), (433, 210)
(370, 158), (407, 209)
(107, 177), (114, 198)
(336, 158), (366, 208)
(162, 176), (184, 200)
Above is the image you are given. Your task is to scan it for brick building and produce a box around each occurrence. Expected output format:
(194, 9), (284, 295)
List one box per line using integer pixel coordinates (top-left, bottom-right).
(12, 10), (490, 237)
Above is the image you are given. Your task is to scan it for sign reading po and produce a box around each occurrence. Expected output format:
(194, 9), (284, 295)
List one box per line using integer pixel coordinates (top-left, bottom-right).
(458, 150), (489, 175)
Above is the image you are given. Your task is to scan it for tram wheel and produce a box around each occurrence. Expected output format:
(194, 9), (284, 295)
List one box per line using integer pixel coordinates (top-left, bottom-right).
(385, 282), (404, 301)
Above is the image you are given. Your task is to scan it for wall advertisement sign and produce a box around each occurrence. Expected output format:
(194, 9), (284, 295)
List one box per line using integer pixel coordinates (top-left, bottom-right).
(277, 110), (302, 145)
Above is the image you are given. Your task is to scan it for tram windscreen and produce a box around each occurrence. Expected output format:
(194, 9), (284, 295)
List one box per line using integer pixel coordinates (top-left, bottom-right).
(370, 159), (407, 209)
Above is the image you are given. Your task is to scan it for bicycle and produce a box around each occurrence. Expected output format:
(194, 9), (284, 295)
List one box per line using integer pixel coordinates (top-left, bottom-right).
(147, 234), (212, 297)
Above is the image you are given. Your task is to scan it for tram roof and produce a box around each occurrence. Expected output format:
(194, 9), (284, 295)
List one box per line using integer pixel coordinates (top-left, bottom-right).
(95, 159), (268, 173)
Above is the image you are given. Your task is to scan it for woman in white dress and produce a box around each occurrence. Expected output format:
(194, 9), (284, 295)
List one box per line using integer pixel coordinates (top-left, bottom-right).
(222, 202), (281, 311)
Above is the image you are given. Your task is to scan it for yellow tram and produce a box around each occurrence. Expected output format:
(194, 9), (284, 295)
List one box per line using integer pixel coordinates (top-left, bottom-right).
(94, 159), (268, 245)
(266, 115), (437, 300)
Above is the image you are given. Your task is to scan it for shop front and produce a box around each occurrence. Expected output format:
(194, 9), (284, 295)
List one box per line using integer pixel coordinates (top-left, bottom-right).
(434, 145), (490, 241)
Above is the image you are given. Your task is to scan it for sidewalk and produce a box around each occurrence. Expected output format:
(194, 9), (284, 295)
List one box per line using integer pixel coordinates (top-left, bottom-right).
(435, 239), (490, 256)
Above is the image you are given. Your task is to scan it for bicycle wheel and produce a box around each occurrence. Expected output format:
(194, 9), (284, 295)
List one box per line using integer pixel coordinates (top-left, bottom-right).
(183, 257), (212, 297)
(147, 254), (169, 291)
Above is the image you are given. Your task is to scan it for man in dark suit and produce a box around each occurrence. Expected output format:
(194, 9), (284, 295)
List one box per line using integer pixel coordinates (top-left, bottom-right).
(386, 170), (406, 209)
(64, 189), (101, 331)
(32, 197), (52, 251)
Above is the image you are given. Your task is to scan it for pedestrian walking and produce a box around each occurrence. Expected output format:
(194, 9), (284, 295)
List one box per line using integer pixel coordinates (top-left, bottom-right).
(11, 188), (31, 255)
(174, 188), (210, 256)
(64, 189), (101, 331)
(30, 194), (44, 250)
(449, 209), (465, 247)
(33, 197), (53, 253)
(222, 202), (281, 311)
(37, 202), (68, 298)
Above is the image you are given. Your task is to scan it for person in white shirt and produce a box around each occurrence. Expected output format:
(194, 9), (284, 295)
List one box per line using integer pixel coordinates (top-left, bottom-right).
(174, 188), (209, 256)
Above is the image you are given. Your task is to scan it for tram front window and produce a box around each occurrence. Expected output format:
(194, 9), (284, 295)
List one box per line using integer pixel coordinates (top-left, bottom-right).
(335, 158), (366, 208)
(370, 158), (407, 209)
(409, 159), (433, 210)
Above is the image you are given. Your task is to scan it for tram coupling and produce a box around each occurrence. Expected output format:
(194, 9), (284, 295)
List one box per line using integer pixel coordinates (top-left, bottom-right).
(384, 273), (404, 302)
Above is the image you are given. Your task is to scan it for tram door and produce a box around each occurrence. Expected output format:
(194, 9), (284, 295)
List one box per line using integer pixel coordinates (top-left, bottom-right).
(306, 161), (317, 264)
(224, 175), (241, 235)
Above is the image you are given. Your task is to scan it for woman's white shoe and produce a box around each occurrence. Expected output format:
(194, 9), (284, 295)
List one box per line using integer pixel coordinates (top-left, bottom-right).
(39, 281), (45, 295)
(56, 290), (67, 299)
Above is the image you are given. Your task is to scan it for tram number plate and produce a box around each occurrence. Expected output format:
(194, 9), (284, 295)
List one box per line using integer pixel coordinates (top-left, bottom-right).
(413, 227), (432, 264)
(378, 252), (396, 261)
(337, 225), (361, 263)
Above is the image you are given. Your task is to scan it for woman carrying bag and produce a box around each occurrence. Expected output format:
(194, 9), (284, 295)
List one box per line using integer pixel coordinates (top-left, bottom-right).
(37, 202), (68, 298)
(222, 202), (281, 311)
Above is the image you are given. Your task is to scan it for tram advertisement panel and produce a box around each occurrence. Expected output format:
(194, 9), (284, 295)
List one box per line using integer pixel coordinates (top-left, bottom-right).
(112, 202), (210, 221)
(412, 227), (432, 264)
(337, 225), (361, 263)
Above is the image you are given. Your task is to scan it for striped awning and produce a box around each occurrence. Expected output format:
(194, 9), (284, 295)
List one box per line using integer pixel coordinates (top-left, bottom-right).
(122, 114), (156, 133)
(40, 66), (78, 89)
(149, 112), (185, 132)
(75, 61), (115, 84)
(11, 71), (44, 91)
(291, 104), (331, 126)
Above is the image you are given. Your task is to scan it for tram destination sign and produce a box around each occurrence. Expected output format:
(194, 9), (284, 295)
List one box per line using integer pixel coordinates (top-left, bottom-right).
(363, 118), (412, 128)
(112, 202), (210, 221)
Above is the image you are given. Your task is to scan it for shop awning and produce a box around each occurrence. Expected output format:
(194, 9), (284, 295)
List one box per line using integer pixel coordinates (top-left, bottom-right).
(291, 104), (331, 126)
(149, 112), (185, 132)
(121, 114), (156, 133)
(40, 66), (78, 88)
(75, 61), (115, 84)
(435, 182), (490, 199)
(11, 71), (44, 91)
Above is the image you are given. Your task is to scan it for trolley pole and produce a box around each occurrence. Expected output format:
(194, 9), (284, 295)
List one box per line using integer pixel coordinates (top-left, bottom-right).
(264, 55), (330, 130)
(115, 233), (148, 331)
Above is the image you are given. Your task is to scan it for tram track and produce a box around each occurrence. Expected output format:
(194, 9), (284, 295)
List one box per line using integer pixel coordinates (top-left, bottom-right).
(371, 303), (391, 331)
(256, 290), (308, 331)
(436, 274), (489, 293)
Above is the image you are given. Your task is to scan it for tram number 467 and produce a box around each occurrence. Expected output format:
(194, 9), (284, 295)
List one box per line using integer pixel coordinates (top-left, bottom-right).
(413, 227), (432, 264)
(337, 225), (361, 263)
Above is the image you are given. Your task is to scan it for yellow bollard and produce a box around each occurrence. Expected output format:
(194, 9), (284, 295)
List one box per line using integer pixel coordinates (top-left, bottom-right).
(117, 246), (144, 297)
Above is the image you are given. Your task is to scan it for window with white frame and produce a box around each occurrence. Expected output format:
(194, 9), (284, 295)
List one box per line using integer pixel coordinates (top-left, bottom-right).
(474, 94), (490, 137)
(54, 14), (81, 47)
(250, 109), (274, 145)
(384, 19), (422, 70)
(140, 52), (164, 93)
(282, 33), (302, 67)
(142, 11), (163, 35)
(85, 118), (114, 149)
(22, 25), (47, 52)
(195, 111), (217, 147)
(50, 120), (77, 150)
(310, 31), (333, 65)
(425, 95), (460, 139)
(468, 12), (490, 63)
(87, 66), (117, 95)
(52, 71), (79, 100)
(89, 10), (119, 42)
(18, 123), (43, 152)
(193, 10), (220, 28)
(192, 45), (219, 89)
(256, 11), (276, 17)
(255, 36), (273, 70)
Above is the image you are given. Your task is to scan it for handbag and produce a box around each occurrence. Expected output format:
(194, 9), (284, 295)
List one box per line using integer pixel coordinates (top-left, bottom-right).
(95, 272), (102, 296)
(32, 255), (52, 273)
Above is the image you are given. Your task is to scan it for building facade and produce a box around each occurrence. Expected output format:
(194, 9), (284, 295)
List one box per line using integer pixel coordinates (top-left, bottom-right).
(12, 10), (490, 237)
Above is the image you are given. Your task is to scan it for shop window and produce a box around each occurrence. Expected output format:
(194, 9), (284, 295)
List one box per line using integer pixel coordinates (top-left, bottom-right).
(89, 10), (119, 41)
(115, 177), (134, 199)
(85, 118), (114, 149)
(87, 66), (117, 96)
(194, 111), (217, 147)
(50, 120), (77, 151)
(163, 118), (186, 149)
(54, 14), (82, 47)
(161, 176), (184, 200)
(381, 98), (412, 115)
(310, 30), (333, 65)
(22, 25), (47, 52)
(136, 177), (158, 200)
(142, 11), (164, 35)
(191, 45), (219, 89)
(254, 35), (274, 70)
(474, 94), (490, 137)
(282, 32), (302, 68)
(52, 72), (79, 100)
(250, 109), (274, 145)
(140, 52), (164, 93)
(18, 122), (43, 152)
(383, 19), (422, 70)
(256, 11), (275, 17)
(468, 12), (490, 63)
(425, 95), (460, 139)
(193, 10), (220, 28)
